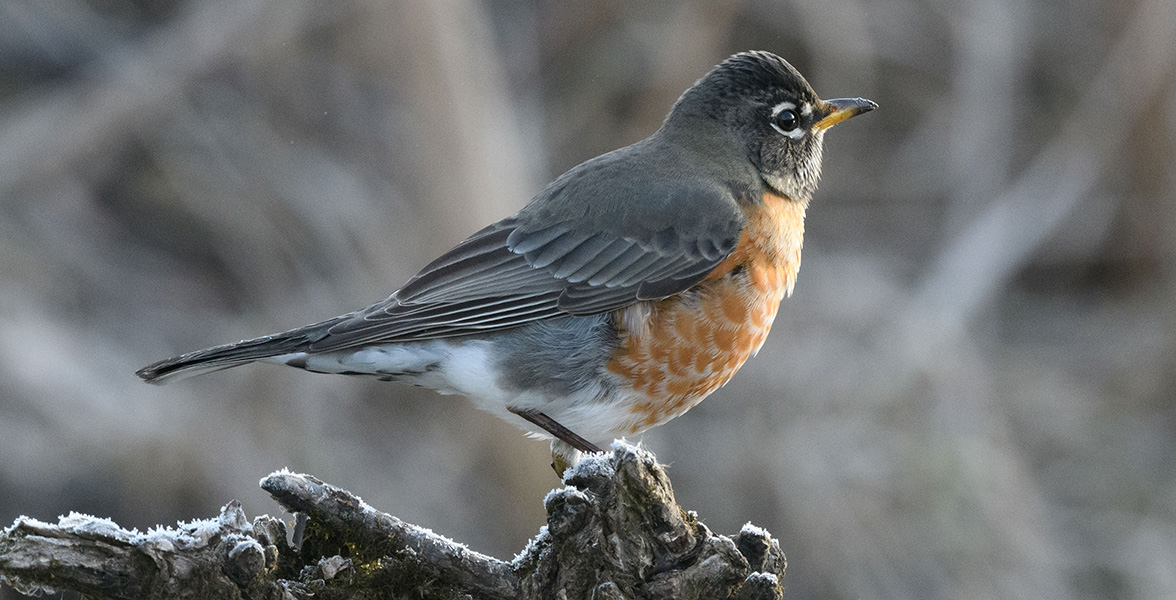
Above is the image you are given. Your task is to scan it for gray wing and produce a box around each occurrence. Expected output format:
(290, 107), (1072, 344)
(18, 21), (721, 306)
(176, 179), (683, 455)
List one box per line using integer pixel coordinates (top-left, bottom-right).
(306, 163), (747, 352)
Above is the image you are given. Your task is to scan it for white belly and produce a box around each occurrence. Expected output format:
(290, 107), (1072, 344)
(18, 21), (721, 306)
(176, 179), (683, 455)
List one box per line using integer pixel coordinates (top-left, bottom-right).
(272, 339), (632, 444)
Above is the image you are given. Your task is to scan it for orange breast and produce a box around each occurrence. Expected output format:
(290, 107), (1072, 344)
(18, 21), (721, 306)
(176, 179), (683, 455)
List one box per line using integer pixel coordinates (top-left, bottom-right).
(606, 192), (806, 434)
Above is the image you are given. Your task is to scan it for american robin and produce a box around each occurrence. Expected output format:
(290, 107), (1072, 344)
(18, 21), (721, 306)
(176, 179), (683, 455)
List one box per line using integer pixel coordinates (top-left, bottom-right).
(138, 51), (875, 472)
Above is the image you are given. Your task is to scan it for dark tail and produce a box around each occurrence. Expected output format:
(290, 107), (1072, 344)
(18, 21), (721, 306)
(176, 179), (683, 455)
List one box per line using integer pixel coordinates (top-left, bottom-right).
(136, 318), (344, 384)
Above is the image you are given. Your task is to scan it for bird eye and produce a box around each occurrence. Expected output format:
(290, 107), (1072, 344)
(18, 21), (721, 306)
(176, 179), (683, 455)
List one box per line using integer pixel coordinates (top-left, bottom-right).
(772, 109), (799, 134)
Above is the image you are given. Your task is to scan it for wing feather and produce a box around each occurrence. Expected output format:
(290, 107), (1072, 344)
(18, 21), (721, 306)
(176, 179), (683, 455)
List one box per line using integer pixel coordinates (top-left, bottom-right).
(302, 153), (750, 351)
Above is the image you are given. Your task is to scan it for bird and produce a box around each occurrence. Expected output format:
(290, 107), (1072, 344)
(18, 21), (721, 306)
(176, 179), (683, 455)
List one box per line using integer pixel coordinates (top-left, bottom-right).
(137, 50), (875, 473)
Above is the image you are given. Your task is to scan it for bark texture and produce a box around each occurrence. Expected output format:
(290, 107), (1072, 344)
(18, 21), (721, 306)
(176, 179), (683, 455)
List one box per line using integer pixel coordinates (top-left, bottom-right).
(0, 443), (786, 599)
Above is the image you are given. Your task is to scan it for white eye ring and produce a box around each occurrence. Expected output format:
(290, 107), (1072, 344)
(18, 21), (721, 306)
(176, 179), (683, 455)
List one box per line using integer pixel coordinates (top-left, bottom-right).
(770, 102), (805, 139)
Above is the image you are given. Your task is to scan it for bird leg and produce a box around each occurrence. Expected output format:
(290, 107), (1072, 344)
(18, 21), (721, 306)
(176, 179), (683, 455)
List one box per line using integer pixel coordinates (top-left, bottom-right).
(508, 407), (603, 454)
(508, 407), (603, 475)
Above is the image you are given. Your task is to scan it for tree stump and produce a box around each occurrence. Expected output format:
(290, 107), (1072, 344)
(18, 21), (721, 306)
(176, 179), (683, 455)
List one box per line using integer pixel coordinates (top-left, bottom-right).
(0, 442), (786, 599)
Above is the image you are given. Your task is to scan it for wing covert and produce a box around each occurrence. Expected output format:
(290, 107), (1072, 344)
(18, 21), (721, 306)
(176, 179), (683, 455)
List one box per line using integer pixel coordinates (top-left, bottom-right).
(307, 167), (747, 351)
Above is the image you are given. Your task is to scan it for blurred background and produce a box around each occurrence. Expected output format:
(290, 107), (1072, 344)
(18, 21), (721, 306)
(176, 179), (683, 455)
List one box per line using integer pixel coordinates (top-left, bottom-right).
(1, 0), (1174, 598)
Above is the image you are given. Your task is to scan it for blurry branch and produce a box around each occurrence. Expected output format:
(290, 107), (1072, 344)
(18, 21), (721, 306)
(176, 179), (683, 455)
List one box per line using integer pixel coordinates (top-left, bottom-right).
(894, 0), (1176, 370)
(944, 0), (1025, 223)
(0, 0), (310, 189)
(0, 443), (787, 600)
(630, 1), (738, 133)
(376, 0), (538, 242)
(789, 0), (876, 92)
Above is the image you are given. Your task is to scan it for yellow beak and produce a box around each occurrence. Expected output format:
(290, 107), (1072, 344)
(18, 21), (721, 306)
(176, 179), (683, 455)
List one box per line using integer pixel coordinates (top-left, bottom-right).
(814, 97), (878, 132)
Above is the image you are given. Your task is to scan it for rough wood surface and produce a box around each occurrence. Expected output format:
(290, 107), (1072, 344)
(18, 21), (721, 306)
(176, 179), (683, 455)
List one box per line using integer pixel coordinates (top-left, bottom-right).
(0, 443), (786, 599)
(0, 502), (289, 599)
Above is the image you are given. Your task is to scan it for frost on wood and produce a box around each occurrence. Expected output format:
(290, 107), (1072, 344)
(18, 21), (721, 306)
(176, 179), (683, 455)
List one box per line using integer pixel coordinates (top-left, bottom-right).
(0, 502), (287, 599)
(0, 442), (786, 599)
(513, 443), (787, 599)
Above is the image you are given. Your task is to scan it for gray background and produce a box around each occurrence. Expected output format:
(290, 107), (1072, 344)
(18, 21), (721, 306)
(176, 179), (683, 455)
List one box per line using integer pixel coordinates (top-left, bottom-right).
(1, 0), (1174, 598)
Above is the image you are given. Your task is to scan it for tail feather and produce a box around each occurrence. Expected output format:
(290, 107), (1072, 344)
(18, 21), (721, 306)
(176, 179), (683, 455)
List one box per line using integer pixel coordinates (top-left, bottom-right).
(137, 318), (343, 384)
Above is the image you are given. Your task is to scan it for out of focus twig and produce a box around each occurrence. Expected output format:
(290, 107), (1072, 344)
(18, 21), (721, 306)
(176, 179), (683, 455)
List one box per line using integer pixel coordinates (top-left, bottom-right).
(899, 0), (1176, 367)
(0, 0), (308, 188)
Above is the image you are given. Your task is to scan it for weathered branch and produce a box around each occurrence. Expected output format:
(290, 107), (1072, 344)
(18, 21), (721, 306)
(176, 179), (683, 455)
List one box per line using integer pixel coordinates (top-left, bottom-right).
(0, 443), (786, 599)
(0, 502), (289, 599)
(262, 469), (518, 599)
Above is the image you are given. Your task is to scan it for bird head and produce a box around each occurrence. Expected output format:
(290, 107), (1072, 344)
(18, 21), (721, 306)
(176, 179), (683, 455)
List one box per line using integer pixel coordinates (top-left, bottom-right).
(666, 51), (876, 202)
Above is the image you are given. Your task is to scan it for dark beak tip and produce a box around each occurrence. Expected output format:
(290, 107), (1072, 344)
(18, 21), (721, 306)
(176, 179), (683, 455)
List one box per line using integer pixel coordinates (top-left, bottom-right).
(826, 97), (879, 115)
(842, 97), (878, 113)
(816, 97), (878, 130)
